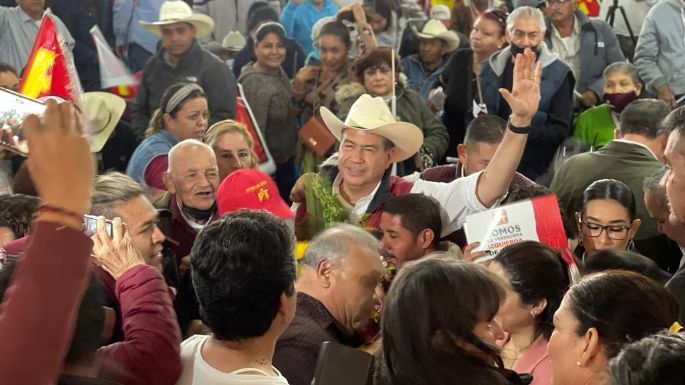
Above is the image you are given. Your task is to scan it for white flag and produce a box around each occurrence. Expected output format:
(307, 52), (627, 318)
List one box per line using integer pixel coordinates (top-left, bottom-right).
(90, 25), (136, 88)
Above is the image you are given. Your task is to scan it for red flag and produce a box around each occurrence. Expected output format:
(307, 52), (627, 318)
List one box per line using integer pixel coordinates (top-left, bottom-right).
(18, 13), (81, 101)
(578, 0), (600, 17)
(235, 84), (276, 175)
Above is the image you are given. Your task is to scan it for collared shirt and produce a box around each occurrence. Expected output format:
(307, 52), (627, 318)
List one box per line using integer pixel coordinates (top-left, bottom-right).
(274, 292), (361, 385)
(112, 0), (163, 54)
(551, 15), (581, 88)
(0, 6), (75, 73)
(612, 138), (658, 160)
(332, 174), (382, 224)
(334, 170), (490, 236)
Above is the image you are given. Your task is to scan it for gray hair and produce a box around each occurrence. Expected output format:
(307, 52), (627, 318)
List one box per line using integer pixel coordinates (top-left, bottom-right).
(89, 172), (144, 219)
(300, 224), (379, 267)
(167, 139), (216, 173)
(603, 62), (641, 86)
(643, 167), (668, 206)
(506, 6), (546, 35)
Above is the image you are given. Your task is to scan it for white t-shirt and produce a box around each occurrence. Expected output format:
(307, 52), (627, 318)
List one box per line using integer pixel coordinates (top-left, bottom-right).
(176, 335), (290, 385)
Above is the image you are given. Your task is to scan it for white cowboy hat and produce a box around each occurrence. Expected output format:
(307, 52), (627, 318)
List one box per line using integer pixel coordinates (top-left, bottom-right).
(82, 92), (126, 153)
(429, 4), (451, 20)
(416, 19), (460, 52)
(140, 1), (215, 39)
(222, 30), (246, 51)
(319, 94), (423, 163)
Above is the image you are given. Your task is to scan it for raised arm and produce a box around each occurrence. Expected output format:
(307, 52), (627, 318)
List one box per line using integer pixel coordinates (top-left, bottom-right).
(0, 100), (95, 384)
(476, 48), (541, 207)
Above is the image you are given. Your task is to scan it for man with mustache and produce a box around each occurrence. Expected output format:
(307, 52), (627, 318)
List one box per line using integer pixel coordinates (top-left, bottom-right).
(479, 6), (574, 180)
(544, 0), (624, 108)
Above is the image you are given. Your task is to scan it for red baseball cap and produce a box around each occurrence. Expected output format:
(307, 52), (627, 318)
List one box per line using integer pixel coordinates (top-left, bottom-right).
(216, 169), (294, 220)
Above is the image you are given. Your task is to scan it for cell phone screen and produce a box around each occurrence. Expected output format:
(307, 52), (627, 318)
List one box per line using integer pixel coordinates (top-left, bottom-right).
(0, 88), (46, 155)
(83, 215), (113, 237)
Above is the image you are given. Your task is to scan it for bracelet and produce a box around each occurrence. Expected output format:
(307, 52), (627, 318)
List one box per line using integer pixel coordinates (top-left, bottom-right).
(35, 204), (84, 223)
(507, 119), (531, 134)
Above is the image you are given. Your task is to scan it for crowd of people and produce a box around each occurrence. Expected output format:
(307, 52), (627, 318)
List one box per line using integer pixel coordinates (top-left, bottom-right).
(1, 0), (685, 384)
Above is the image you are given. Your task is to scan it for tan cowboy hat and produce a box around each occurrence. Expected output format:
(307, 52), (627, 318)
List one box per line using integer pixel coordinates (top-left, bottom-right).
(82, 92), (126, 153)
(140, 1), (215, 39)
(319, 94), (423, 163)
(222, 30), (246, 51)
(416, 19), (460, 52)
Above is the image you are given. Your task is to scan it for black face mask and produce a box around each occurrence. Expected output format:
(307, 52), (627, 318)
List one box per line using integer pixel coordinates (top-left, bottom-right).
(181, 202), (216, 221)
(510, 44), (541, 61)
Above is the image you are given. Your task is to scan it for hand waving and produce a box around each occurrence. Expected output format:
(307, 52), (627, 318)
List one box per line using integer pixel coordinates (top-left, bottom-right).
(499, 48), (542, 127)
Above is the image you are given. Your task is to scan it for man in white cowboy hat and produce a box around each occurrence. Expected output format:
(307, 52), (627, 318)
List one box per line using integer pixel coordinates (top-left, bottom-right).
(131, 0), (236, 139)
(293, 48), (543, 240)
(401, 18), (461, 101)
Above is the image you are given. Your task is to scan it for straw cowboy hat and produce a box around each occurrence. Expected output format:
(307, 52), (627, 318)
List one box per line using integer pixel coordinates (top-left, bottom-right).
(82, 92), (126, 153)
(319, 94), (423, 163)
(140, 1), (215, 39)
(416, 19), (461, 52)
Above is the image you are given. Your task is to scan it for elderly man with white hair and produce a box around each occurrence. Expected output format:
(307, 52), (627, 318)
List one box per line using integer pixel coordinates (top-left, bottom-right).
(153, 139), (220, 280)
(479, 6), (574, 181)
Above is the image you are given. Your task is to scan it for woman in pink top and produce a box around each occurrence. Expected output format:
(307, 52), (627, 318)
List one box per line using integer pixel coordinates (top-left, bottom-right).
(489, 241), (571, 385)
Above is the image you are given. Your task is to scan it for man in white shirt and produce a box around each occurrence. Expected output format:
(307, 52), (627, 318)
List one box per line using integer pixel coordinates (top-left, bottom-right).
(293, 48), (542, 240)
(0, 0), (74, 74)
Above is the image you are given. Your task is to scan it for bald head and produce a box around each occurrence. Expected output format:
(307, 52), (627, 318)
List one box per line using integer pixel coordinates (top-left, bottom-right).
(164, 139), (220, 210)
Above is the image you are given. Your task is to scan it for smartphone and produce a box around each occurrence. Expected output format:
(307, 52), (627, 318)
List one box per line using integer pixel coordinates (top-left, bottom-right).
(0, 88), (46, 156)
(84, 214), (113, 237)
(311, 341), (373, 385)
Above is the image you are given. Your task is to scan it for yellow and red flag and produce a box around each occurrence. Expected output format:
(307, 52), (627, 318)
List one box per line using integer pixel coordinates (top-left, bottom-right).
(18, 12), (81, 101)
(578, 0), (600, 17)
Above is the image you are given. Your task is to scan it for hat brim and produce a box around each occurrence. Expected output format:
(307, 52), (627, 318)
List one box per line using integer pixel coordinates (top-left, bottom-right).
(84, 92), (126, 153)
(415, 31), (460, 52)
(140, 15), (215, 39)
(319, 106), (423, 163)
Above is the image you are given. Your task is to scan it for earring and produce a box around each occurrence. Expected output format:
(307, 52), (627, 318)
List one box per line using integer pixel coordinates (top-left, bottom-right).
(576, 361), (581, 367)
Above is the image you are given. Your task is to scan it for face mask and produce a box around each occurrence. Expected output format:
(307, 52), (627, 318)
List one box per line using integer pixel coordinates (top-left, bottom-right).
(510, 44), (540, 61)
(604, 91), (639, 112)
(181, 201), (216, 222)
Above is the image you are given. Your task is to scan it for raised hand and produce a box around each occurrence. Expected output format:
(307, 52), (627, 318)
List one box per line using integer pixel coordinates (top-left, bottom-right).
(24, 100), (94, 229)
(499, 48), (542, 127)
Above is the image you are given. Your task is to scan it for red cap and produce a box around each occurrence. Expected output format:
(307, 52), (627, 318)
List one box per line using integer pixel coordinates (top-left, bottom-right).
(216, 169), (294, 220)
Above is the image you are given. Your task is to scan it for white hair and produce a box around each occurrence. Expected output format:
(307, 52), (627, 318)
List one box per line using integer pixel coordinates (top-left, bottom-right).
(301, 224), (379, 267)
(167, 139), (215, 173)
(506, 6), (546, 35)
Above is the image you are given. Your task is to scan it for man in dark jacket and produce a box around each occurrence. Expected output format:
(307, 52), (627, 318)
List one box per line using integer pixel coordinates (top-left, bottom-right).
(544, 3), (624, 108)
(132, 1), (236, 138)
(480, 6), (574, 180)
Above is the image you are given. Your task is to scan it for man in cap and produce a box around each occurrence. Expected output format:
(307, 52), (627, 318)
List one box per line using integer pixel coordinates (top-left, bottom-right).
(132, 0), (236, 138)
(401, 19), (461, 101)
(293, 47), (543, 241)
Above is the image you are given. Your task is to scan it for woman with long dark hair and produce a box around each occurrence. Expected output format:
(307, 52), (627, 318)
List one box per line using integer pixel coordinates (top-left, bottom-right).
(490, 241), (570, 385)
(378, 256), (527, 385)
(440, 9), (508, 158)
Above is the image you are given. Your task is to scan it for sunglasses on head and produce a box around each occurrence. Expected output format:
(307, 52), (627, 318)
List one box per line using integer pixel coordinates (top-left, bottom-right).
(482, 8), (508, 32)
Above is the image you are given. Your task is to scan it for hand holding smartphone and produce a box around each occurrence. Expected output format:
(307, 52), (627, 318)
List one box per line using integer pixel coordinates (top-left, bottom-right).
(0, 88), (47, 156)
(84, 214), (113, 237)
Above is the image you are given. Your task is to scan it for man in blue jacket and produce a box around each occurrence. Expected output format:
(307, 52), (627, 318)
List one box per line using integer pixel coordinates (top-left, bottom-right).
(279, 0), (338, 56)
(544, 0), (624, 108)
(480, 6), (574, 181)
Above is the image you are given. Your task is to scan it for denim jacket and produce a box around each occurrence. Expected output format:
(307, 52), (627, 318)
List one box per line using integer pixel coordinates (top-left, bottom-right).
(401, 53), (448, 101)
(126, 130), (178, 185)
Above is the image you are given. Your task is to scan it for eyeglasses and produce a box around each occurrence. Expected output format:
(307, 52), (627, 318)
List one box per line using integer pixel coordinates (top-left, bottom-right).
(578, 221), (631, 240)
